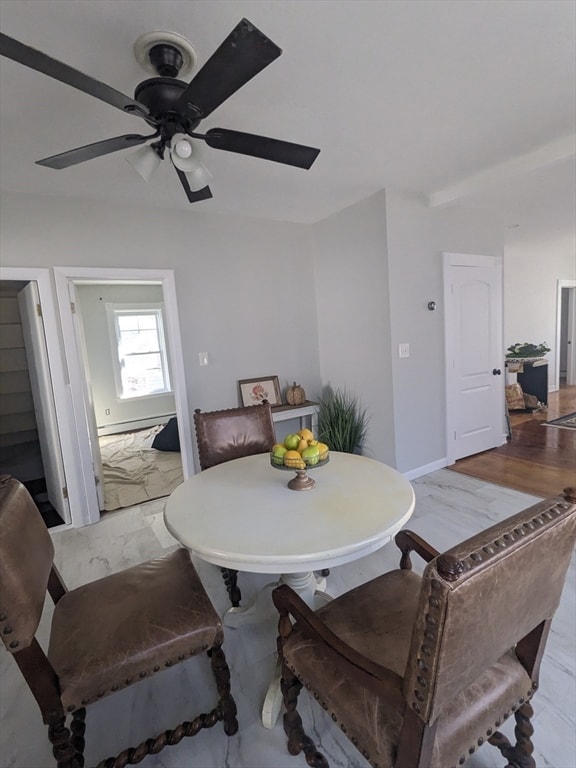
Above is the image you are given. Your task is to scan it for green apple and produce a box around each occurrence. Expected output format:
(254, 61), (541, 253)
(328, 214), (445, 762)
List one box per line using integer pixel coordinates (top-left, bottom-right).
(301, 444), (320, 466)
(271, 443), (288, 465)
(284, 433), (300, 451)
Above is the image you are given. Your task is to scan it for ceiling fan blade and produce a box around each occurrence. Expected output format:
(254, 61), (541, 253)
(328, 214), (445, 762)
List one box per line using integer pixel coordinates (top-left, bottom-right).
(36, 134), (154, 169)
(174, 168), (213, 204)
(176, 18), (281, 122)
(0, 33), (149, 119)
(204, 128), (320, 169)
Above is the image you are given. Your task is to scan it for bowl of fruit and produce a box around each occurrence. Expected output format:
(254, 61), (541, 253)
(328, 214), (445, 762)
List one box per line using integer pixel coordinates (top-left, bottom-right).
(270, 428), (329, 491)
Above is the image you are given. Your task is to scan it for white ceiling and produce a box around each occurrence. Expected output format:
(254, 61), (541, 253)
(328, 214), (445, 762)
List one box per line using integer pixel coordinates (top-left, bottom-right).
(0, 0), (574, 226)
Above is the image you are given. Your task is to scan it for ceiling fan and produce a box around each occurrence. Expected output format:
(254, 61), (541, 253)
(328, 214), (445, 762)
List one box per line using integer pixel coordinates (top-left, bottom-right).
(0, 18), (320, 203)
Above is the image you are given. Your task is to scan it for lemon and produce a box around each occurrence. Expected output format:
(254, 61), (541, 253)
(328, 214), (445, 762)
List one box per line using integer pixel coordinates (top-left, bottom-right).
(297, 428), (314, 442)
(317, 442), (329, 460)
(284, 450), (305, 469)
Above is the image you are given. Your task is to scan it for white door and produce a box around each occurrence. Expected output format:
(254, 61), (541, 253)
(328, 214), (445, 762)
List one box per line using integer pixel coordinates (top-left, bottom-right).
(444, 253), (505, 463)
(18, 282), (71, 522)
(67, 282), (105, 510)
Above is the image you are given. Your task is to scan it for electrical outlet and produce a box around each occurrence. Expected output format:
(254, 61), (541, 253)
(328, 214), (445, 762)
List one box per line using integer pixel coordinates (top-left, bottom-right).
(399, 343), (410, 358)
(199, 352), (209, 366)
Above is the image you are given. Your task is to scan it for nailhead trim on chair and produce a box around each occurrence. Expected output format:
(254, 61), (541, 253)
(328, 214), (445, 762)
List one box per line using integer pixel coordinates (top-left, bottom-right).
(67, 644), (212, 710)
(451, 688), (537, 768)
(289, 664), (381, 767)
(411, 497), (571, 721)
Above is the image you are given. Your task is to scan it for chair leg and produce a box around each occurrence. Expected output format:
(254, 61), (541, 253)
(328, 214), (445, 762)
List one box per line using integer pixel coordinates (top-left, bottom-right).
(488, 702), (536, 768)
(209, 643), (239, 736)
(220, 567), (242, 607)
(280, 662), (329, 767)
(70, 708), (86, 767)
(96, 647), (238, 768)
(47, 715), (84, 768)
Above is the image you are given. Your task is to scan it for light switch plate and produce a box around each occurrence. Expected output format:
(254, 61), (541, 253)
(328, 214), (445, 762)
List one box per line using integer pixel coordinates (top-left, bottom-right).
(198, 352), (209, 366)
(399, 343), (410, 358)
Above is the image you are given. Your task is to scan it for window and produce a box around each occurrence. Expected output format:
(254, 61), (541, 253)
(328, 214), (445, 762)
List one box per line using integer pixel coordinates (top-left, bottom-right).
(107, 304), (171, 399)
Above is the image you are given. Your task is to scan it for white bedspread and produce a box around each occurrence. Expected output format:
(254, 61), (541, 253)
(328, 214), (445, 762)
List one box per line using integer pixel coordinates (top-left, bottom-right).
(99, 425), (184, 511)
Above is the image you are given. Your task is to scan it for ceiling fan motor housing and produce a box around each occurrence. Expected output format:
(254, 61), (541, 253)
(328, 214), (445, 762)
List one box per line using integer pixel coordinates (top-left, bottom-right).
(148, 43), (183, 78)
(134, 78), (200, 133)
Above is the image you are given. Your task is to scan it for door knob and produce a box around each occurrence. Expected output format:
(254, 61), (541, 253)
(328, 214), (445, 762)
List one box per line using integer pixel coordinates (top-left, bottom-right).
(492, 368), (502, 375)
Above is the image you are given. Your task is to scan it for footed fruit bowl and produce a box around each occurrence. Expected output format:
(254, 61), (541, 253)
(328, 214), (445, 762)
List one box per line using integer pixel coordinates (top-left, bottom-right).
(270, 451), (329, 491)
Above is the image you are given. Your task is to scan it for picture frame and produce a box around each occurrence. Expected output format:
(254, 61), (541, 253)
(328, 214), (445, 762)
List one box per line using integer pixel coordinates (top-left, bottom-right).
(238, 376), (282, 407)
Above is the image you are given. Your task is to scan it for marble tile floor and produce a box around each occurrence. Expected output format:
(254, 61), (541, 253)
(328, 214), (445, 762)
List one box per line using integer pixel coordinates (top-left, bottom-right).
(1, 469), (575, 768)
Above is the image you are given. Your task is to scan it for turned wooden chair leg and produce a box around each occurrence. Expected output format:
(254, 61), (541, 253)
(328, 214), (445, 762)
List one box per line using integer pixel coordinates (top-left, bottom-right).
(209, 644), (238, 736)
(488, 702), (536, 768)
(280, 662), (329, 767)
(70, 708), (86, 767)
(220, 567), (241, 607)
(47, 715), (83, 768)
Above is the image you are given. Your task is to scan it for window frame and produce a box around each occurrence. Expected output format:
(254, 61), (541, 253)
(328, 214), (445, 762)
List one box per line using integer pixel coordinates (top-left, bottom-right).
(105, 302), (172, 400)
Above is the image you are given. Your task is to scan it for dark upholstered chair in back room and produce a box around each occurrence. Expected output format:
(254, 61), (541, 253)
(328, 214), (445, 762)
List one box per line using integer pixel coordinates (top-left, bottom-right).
(0, 475), (238, 768)
(273, 488), (576, 768)
(193, 403), (276, 607)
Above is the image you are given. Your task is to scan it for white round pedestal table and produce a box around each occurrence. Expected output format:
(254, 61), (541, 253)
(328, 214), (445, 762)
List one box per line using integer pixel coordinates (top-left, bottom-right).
(164, 452), (415, 727)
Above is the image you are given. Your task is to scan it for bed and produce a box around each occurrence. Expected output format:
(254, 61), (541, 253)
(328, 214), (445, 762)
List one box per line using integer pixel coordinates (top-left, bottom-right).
(98, 424), (184, 511)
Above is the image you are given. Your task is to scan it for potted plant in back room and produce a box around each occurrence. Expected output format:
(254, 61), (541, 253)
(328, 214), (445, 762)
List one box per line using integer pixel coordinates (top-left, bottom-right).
(317, 387), (369, 454)
(505, 342), (550, 360)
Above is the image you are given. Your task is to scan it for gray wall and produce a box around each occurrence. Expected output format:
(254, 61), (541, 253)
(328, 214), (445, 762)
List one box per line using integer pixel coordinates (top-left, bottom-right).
(504, 209), (576, 388)
(385, 189), (504, 472)
(0, 192), (323, 444)
(1, 189), (506, 476)
(312, 190), (396, 465)
(75, 283), (175, 430)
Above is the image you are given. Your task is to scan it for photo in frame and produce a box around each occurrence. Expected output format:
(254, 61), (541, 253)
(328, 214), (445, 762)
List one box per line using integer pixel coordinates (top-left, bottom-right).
(238, 376), (282, 407)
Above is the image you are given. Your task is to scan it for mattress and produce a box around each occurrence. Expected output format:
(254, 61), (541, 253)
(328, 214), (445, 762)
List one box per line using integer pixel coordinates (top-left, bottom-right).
(99, 424), (184, 511)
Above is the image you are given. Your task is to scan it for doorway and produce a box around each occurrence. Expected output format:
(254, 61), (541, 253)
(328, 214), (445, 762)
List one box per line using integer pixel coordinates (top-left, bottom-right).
(556, 280), (576, 388)
(54, 267), (194, 525)
(0, 266), (193, 529)
(0, 280), (67, 527)
(0, 267), (85, 528)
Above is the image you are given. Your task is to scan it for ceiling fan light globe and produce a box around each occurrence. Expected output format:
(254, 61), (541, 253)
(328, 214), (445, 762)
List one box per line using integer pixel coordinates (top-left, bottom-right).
(174, 138), (193, 159)
(185, 164), (213, 192)
(126, 145), (161, 182)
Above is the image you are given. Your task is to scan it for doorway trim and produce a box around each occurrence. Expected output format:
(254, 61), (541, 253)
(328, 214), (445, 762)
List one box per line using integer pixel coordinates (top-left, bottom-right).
(555, 279), (576, 389)
(53, 266), (194, 526)
(0, 266), (85, 529)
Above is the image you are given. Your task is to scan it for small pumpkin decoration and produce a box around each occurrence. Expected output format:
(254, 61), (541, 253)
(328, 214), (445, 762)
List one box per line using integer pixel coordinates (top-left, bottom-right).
(286, 381), (306, 406)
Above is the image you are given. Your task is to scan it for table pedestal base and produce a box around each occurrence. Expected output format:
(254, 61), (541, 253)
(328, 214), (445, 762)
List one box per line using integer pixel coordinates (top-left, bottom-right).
(223, 571), (329, 628)
(260, 572), (332, 729)
(222, 570), (332, 728)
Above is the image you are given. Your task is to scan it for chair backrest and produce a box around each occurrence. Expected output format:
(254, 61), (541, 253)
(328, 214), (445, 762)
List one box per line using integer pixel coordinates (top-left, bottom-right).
(193, 404), (276, 470)
(0, 476), (55, 653)
(403, 492), (576, 724)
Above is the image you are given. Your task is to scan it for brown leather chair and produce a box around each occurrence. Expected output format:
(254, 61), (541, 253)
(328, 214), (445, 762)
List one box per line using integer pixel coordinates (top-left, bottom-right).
(0, 475), (238, 768)
(273, 488), (576, 768)
(193, 403), (276, 607)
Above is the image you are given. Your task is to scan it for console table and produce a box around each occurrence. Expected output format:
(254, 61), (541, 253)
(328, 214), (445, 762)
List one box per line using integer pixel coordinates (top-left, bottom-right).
(506, 359), (548, 405)
(270, 400), (319, 432)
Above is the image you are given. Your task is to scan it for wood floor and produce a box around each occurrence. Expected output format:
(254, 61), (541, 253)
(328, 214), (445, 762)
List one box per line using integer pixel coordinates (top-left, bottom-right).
(448, 384), (576, 498)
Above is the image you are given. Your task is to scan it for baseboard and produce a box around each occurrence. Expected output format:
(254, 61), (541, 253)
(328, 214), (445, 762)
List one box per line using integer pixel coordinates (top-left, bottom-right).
(403, 458), (450, 481)
(97, 414), (175, 437)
